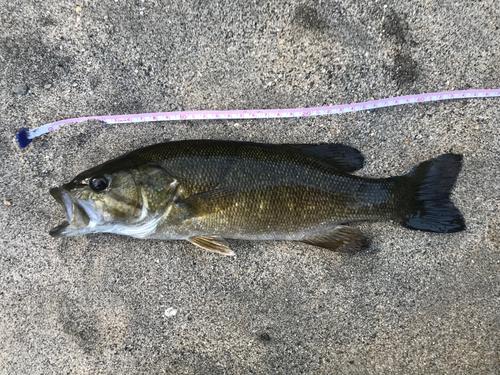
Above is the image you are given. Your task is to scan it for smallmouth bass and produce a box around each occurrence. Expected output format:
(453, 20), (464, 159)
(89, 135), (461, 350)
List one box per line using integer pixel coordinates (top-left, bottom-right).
(50, 140), (465, 255)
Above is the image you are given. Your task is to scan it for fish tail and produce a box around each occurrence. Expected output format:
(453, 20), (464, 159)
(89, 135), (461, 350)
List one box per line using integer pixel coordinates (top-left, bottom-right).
(399, 153), (465, 233)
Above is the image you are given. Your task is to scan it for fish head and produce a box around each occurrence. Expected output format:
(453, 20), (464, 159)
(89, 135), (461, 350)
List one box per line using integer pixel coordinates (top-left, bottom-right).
(49, 162), (177, 238)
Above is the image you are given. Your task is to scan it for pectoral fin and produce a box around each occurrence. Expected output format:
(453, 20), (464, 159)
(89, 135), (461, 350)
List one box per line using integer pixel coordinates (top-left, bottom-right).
(178, 187), (239, 218)
(187, 236), (235, 256)
(302, 226), (368, 253)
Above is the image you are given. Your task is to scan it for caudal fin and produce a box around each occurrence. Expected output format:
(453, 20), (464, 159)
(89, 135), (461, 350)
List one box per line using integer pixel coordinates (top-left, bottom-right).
(401, 153), (465, 233)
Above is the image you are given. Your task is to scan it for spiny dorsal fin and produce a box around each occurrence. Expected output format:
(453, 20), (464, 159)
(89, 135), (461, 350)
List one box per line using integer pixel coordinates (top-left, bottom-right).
(284, 144), (364, 173)
(188, 236), (235, 256)
(302, 226), (368, 253)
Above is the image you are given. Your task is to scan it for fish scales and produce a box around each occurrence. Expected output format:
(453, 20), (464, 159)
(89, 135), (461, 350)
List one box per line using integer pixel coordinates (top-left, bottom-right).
(136, 142), (398, 238)
(49, 140), (465, 255)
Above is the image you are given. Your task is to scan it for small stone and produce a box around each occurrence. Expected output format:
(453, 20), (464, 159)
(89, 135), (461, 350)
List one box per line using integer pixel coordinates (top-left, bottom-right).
(3, 199), (11, 206)
(12, 84), (29, 95)
(165, 307), (178, 317)
(474, 125), (479, 130)
(75, 6), (82, 13)
(44, 83), (52, 89)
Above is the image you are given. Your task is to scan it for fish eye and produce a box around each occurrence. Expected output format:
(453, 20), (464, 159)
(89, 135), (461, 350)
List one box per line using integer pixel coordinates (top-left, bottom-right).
(89, 176), (109, 192)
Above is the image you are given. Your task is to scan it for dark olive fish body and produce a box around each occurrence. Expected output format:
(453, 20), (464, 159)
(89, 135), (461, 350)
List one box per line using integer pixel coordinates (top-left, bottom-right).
(50, 140), (465, 255)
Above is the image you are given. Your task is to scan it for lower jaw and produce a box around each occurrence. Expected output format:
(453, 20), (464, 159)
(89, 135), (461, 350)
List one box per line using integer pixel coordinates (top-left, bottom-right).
(49, 221), (70, 237)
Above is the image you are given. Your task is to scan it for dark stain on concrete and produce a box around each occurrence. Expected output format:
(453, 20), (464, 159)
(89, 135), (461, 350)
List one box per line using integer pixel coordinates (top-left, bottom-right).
(59, 297), (99, 353)
(294, 5), (327, 31)
(392, 53), (419, 87)
(0, 35), (73, 86)
(382, 8), (412, 46)
(381, 8), (419, 88)
(258, 332), (272, 342)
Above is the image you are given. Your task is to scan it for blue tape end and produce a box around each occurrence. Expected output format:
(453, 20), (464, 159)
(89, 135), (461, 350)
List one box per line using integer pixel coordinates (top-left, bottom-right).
(16, 128), (32, 148)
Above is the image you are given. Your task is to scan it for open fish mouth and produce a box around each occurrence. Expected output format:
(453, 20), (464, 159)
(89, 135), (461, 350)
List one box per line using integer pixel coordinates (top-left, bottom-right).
(49, 188), (91, 237)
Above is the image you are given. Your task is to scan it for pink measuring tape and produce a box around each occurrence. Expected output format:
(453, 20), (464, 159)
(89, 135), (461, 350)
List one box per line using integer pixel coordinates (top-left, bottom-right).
(16, 89), (500, 148)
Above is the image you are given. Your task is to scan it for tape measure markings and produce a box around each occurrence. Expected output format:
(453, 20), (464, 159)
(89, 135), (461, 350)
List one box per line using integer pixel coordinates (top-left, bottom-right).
(16, 89), (500, 148)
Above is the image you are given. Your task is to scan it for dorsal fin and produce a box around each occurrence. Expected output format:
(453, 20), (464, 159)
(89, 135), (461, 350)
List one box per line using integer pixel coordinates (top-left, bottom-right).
(284, 144), (364, 173)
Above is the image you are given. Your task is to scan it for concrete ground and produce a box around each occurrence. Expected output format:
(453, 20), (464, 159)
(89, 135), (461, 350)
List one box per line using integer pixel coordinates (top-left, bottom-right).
(1, 0), (499, 374)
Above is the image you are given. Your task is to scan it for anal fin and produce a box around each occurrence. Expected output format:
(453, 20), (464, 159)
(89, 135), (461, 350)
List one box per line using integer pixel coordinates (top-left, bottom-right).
(188, 236), (235, 256)
(302, 226), (368, 253)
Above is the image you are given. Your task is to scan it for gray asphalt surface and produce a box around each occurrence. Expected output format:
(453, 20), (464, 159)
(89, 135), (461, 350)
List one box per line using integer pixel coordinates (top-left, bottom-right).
(1, 1), (499, 374)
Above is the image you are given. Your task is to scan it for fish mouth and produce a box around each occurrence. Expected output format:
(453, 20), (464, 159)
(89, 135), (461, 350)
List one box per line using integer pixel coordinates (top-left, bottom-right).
(49, 188), (91, 237)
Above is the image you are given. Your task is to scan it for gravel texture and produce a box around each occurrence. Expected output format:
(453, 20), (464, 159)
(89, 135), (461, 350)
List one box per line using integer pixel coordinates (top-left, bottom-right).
(1, 1), (499, 374)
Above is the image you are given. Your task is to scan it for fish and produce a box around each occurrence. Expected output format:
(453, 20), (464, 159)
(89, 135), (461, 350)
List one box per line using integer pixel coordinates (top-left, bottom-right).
(49, 140), (465, 255)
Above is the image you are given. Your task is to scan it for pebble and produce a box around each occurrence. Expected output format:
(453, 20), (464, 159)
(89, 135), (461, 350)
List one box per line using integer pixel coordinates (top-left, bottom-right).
(44, 83), (52, 89)
(75, 6), (82, 13)
(3, 199), (11, 206)
(12, 84), (29, 95)
(165, 307), (178, 317)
